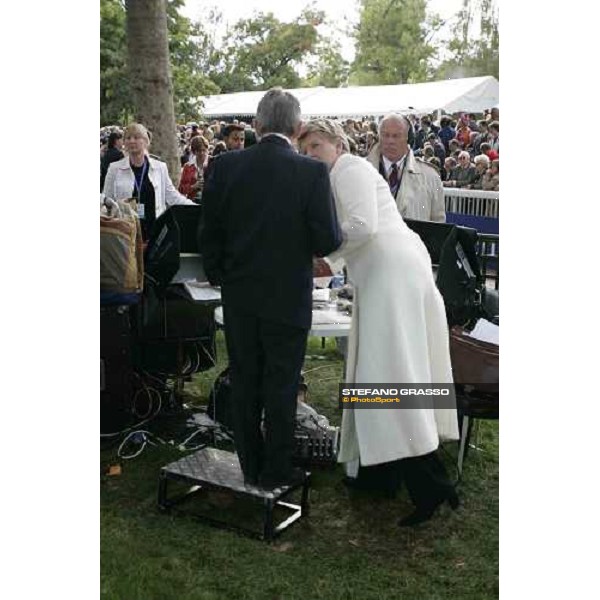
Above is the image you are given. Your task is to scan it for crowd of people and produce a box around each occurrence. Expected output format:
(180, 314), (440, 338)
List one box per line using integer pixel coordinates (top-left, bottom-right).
(100, 106), (500, 212)
(327, 110), (499, 192)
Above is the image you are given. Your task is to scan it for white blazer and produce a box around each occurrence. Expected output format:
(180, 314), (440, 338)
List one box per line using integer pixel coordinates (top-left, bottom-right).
(102, 155), (194, 217)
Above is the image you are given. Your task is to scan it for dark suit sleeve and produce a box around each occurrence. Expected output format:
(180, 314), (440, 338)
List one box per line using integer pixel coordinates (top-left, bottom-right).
(100, 154), (110, 191)
(100, 157), (106, 192)
(199, 158), (225, 285)
(100, 149), (124, 191)
(305, 161), (342, 257)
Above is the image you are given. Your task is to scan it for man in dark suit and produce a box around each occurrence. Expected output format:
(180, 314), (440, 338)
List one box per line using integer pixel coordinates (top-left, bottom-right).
(201, 88), (342, 489)
(100, 130), (124, 190)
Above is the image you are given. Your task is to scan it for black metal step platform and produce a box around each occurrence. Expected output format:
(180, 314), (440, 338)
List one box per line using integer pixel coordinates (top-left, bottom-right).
(158, 447), (310, 540)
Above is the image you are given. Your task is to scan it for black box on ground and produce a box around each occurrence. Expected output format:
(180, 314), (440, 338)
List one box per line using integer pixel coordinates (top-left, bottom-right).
(100, 305), (135, 433)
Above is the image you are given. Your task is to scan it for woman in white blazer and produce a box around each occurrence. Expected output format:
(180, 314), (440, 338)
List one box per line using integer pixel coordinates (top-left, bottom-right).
(102, 123), (194, 238)
(299, 119), (459, 527)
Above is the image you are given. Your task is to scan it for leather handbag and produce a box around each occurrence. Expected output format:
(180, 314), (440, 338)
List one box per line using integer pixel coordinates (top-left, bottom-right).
(449, 325), (499, 398)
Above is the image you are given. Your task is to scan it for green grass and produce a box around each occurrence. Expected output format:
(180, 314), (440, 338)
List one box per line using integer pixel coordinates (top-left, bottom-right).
(101, 332), (498, 600)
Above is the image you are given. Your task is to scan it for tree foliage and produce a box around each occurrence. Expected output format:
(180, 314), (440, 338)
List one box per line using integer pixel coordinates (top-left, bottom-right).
(303, 38), (351, 88)
(100, 0), (499, 127)
(213, 8), (327, 92)
(100, 0), (131, 125)
(351, 0), (438, 85)
(166, 0), (220, 120)
(100, 0), (220, 125)
(101, 2), (346, 121)
(436, 0), (499, 80)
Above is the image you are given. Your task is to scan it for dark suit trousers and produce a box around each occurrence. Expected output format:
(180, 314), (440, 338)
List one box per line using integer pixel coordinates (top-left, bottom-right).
(223, 304), (308, 482)
(355, 451), (455, 509)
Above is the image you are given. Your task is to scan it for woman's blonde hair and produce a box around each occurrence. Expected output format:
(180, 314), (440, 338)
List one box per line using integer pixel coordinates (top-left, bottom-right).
(298, 119), (350, 153)
(124, 123), (152, 146)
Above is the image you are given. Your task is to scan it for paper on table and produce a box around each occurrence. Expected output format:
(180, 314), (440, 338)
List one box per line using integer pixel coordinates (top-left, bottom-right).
(467, 319), (499, 346)
(311, 308), (352, 325)
(182, 281), (222, 302)
(312, 289), (331, 304)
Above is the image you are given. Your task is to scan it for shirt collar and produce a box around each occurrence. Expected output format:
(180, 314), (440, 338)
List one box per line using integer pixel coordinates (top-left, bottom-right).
(121, 152), (154, 169)
(259, 132), (294, 147)
(382, 153), (407, 174)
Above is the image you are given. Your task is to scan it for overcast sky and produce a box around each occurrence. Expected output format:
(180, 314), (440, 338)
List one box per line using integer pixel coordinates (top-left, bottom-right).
(181, 0), (466, 62)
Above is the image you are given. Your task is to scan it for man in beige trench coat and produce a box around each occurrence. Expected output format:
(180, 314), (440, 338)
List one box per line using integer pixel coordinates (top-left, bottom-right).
(367, 113), (446, 223)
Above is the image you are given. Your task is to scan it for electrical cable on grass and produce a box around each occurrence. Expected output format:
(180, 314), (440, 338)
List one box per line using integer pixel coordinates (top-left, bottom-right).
(100, 378), (162, 439)
(117, 429), (166, 459)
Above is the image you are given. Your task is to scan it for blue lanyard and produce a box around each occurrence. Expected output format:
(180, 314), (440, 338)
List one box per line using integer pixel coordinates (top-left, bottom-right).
(131, 158), (148, 198)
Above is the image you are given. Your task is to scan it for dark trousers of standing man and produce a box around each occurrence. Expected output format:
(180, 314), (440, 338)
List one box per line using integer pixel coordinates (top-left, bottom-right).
(223, 304), (308, 484)
(354, 451), (455, 509)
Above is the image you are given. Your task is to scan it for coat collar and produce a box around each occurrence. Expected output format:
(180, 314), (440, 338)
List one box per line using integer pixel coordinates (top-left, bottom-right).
(368, 143), (420, 174)
(259, 133), (295, 149)
(117, 153), (158, 170)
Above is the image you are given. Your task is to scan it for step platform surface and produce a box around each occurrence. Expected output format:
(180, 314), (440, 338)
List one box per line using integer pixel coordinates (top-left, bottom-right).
(158, 447), (310, 540)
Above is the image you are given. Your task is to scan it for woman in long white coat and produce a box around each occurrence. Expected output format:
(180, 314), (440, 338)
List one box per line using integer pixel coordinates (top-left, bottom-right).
(299, 120), (459, 526)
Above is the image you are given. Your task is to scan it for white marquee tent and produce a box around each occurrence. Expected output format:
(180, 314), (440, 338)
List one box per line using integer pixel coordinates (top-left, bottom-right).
(199, 76), (499, 118)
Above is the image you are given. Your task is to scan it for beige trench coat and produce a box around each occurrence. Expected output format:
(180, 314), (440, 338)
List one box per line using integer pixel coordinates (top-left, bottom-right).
(367, 144), (446, 223)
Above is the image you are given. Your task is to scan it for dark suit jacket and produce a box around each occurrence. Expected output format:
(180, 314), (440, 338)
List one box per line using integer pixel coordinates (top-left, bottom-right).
(200, 135), (342, 329)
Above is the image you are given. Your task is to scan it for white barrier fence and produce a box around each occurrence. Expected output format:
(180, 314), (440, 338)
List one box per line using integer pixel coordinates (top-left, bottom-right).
(443, 188), (499, 218)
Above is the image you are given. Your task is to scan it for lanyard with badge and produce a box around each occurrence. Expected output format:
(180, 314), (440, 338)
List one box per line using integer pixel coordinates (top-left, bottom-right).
(132, 159), (148, 219)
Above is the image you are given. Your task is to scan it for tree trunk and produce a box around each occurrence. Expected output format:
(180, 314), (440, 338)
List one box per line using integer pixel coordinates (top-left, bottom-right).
(126, 0), (180, 184)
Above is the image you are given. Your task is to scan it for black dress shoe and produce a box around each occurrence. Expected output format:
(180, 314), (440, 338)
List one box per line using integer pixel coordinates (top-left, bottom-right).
(448, 488), (460, 510)
(398, 505), (438, 527)
(398, 492), (459, 527)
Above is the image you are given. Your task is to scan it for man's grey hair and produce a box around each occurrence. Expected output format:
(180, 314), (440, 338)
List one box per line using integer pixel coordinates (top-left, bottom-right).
(474, 154), (490, 167)
(378, 113), (409, 135)
(256, 88), (302, 137)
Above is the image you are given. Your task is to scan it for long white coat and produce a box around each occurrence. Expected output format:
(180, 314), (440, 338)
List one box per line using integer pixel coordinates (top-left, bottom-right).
(327, 154), (458, 467)
(102, 155), (193, 217)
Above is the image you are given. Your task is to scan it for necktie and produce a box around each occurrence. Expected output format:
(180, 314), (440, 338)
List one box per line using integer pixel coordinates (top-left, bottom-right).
(388, 163), (399, 196)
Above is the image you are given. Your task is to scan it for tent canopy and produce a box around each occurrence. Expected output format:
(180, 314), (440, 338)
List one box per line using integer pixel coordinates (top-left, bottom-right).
(199, 76), (499, 119)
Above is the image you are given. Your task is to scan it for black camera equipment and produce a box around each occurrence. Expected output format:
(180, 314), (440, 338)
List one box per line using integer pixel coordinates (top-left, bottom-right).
(101, 205), (217, 435)
(404, 219), (487, 327)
